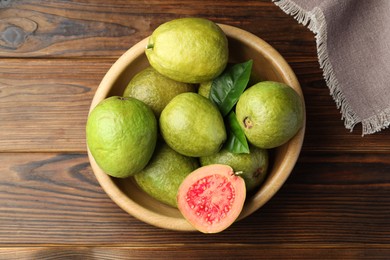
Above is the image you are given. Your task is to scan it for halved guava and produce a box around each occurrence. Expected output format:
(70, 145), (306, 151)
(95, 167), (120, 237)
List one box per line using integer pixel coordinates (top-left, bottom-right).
(177, 164), (246, 233)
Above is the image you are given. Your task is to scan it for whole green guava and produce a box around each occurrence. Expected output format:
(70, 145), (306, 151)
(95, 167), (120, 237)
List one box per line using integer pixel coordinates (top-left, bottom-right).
(145, 17), (228, 83)
(159, 93), (226, 157)
(200, 145), (269, 193)
(134, 142), (199, 207)
(123, 67), (195, 117)
(235, 81), (304, 149)
(86, 96), (157, 178)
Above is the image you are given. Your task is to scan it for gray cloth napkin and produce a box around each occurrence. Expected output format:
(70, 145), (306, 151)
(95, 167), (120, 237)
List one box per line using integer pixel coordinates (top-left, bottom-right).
(273, 0), (390, 135)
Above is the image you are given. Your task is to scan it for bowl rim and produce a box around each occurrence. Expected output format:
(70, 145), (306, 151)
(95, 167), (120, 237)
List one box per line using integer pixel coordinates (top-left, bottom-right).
(87, 23), (305, 231)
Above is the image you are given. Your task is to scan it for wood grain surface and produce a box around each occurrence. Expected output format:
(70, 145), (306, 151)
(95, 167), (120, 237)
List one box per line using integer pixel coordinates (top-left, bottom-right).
(1, 0), (389, 259)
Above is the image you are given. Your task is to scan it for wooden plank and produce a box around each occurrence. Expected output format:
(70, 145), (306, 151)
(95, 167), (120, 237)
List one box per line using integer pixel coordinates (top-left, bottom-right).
(0, 152), (389, 245)
(0, 58), (113, 152)
(0, 0), (315, 58)
(1, 246), (390, 260)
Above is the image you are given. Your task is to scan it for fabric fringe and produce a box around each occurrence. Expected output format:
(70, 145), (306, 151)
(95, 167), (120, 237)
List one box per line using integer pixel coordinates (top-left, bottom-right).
(272, 0), (389, 135)
(362, 108), (390, 135)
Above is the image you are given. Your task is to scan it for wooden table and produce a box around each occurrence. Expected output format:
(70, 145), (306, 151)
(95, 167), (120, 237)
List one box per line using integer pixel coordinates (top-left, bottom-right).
(1, 1), (389, 259)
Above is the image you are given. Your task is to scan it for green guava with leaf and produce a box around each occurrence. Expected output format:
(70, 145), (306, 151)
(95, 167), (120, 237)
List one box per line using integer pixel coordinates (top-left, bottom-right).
(235, 81), (304, 149)
(159, 92), (226, 157)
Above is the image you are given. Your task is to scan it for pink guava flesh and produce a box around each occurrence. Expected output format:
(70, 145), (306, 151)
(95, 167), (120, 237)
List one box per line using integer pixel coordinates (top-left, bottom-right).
(177, 164), (246, 233)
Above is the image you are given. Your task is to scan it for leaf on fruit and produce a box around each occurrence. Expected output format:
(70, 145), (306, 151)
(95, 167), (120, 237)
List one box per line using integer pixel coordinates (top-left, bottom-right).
(225, 111), (250, 154)
(209, 60), (253, 117)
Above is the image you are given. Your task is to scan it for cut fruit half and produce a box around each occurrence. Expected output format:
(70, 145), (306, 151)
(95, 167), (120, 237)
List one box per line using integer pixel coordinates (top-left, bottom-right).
(177, 164), (246, 233)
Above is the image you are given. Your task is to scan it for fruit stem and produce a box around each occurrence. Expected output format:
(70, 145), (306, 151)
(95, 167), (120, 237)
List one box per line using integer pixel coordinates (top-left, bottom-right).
(234, 171), (244, 176)
(146, 43), (154, 49)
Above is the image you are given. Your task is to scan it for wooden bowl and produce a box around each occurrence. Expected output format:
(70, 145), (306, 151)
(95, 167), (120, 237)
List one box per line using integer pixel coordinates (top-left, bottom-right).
(87, 24), (305, 231)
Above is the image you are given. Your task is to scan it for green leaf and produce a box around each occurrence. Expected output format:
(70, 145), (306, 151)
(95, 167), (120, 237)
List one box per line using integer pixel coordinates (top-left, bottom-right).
(210, 60), (253, 117)
(225, 111), (250, 154)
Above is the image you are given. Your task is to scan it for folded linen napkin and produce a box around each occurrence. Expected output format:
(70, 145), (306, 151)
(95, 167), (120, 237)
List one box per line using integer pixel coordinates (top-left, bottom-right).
(273, 0), (390, 135)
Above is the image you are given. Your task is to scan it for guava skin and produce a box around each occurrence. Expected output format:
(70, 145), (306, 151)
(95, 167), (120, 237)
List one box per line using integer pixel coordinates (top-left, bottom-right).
(145, 18), (228, 83)
(200, 145), (269, 193)
(235, 81), (304, 149)
(86, 96), (157, 178)
(177, 164), (246, 233)
(197, 80), (212, 98)
(160, 93), (227, 157)
(123, 67), (195, 118)
(134, 142), (199, 208)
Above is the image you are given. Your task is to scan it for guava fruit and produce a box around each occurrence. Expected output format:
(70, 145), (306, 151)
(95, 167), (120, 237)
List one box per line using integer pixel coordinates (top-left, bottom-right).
(200, 145), (269, 193)
(198, 81), (212, 98)
(123, 67), (196, 117)
(159, 92), (226, 157)
(86, 96), (157, 178)
(177, 164), (246, 233)
(145, 17), (228, 83)
(235, 81), (304, 149)
(133, 142), (199, 207)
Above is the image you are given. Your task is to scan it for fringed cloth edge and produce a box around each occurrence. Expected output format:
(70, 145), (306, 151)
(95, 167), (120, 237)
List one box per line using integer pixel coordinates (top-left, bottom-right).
(272, 0), (390, 135)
